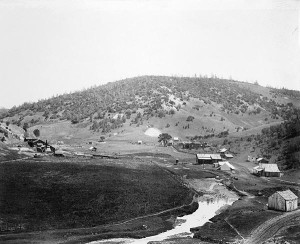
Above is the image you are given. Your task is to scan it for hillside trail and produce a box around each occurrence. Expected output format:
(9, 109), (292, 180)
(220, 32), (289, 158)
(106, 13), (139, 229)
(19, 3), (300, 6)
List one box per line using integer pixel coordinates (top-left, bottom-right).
(244, 209), (300, 244)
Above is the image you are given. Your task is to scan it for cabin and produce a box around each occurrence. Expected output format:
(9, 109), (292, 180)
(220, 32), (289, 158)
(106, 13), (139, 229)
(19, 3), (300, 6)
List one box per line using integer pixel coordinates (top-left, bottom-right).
(268, 190), (298, 212)
(253, 163), (281, 177)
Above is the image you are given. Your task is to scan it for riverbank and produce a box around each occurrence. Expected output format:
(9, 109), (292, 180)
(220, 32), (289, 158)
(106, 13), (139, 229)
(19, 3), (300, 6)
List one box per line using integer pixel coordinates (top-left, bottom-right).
(87, 178), (239, 244)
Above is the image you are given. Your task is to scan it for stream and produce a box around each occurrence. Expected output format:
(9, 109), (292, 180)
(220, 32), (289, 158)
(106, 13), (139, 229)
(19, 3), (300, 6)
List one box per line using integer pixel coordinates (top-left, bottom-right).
(88, 195), (237, 244)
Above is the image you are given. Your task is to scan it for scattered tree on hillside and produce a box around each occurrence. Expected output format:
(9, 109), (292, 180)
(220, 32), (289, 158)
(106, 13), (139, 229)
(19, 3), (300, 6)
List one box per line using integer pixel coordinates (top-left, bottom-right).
(23, 122), (29, 132)
(158, 133), (172, 147)
(33, 129), (40, 138)
(186, 115), (194, 122)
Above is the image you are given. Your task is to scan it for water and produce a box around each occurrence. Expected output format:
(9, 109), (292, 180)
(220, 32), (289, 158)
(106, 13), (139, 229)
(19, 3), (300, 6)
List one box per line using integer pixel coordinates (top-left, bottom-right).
(88, 196), (236, 244)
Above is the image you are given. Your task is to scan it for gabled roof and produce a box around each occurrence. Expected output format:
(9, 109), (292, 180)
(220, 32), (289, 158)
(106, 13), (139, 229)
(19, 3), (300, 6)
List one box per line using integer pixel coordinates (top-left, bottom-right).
(276, 190), (298, 200)
(257, 158), (268, 162)
(260, 163), (280, 173)
(219, 148), (228, 153)
(219, 161), (235, 170)
(196, 154), (211, 159)
(210, 154), (222, 160)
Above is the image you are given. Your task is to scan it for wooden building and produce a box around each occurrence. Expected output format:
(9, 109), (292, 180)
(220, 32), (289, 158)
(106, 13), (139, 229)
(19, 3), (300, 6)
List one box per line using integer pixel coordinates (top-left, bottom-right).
(196, 154), (222, 164)
(253, 163), (281, 177)
(196, 154), (212, 164)
(268, 190), (298, 212)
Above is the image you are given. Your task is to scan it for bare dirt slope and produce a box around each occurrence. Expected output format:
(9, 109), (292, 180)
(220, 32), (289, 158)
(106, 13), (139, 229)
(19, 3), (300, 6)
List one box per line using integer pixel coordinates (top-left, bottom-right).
(244, 209), (300, 244)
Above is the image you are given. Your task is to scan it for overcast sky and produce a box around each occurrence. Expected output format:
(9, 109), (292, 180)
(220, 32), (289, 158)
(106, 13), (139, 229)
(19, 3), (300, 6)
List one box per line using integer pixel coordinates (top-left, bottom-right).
(0, 0), (299, 108)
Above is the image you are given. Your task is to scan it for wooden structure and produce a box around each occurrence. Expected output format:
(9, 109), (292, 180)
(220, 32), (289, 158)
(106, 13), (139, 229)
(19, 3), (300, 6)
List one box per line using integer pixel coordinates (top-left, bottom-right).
(196, 154), (222, 164)
(257, 157), (269, 164)
(253, 163), (281, 177)
(268, 190), (298, 212)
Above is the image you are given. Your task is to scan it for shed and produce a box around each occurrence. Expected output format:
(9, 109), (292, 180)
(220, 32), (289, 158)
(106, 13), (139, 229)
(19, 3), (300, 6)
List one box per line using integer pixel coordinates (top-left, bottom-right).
(89, 146), (97, 151)
(224, 153), (234, 159)
(268, 190), (298, 212)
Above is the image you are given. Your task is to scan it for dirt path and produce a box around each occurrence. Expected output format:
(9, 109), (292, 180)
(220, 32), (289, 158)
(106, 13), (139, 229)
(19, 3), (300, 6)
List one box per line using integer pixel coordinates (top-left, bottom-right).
(244, 209), (300, 244)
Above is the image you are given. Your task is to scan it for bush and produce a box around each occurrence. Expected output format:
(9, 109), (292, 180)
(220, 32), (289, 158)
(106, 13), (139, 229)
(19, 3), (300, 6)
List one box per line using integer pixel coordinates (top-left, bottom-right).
(186, 116), (195, 122)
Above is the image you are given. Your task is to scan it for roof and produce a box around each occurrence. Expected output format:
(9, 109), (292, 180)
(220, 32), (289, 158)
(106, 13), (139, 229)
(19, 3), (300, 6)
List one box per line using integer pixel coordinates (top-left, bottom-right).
(219, 148), (228, 153)
(253, 166), (263, 171)
(225, 154), (234, 158)
(260, 163), (280, 173)
(276, 190), (298, 200)
(196, 154), (212, 160)
(210, 154), (222, 160)
(173, 137), (179, 140)
(220, 161), (235, 170)
(257, 158), (268, 162)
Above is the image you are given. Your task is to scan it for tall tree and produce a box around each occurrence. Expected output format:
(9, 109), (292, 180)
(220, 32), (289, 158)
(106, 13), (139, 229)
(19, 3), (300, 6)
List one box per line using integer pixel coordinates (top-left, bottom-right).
(158, 133), (172, 147)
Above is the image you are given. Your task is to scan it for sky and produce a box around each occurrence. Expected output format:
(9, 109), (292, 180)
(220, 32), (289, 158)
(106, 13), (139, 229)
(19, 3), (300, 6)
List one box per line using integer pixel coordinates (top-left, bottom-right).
(0, 0), (299, 108)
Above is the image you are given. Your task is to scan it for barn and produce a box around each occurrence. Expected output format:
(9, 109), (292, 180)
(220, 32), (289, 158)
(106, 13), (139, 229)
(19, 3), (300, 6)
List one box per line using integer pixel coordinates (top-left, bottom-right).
(268, 190), (298, 212)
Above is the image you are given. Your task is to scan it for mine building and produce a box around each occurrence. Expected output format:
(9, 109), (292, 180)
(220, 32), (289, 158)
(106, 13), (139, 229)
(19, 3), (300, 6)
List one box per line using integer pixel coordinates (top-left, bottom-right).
(268, 189), (298, 212)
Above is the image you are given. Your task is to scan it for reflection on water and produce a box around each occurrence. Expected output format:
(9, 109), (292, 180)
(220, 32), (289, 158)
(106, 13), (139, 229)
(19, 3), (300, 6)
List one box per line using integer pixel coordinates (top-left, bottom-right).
(88, 196), (237, 244)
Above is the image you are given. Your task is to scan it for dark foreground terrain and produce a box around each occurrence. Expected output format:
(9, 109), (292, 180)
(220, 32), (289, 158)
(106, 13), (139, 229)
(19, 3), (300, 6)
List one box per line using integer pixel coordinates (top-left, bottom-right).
(0, 156), (193, 239)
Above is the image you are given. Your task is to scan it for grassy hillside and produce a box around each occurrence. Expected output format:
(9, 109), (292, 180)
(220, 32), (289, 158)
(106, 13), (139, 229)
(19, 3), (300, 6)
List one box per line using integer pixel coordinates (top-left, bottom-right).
(1, 75), (300, 169)
(2, 76), (300, 141)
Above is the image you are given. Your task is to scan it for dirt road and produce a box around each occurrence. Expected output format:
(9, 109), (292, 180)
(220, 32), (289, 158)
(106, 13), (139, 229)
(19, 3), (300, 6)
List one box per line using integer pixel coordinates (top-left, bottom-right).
(244, 209), (300, 244)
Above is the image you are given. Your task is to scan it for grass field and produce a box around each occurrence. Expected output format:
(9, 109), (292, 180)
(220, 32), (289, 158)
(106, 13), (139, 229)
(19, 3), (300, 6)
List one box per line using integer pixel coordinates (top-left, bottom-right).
(0, 157), (192, 234)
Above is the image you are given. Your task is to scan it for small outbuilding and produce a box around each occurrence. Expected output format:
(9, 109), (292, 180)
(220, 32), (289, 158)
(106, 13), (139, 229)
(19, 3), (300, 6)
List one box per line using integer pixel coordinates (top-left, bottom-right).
(224, 153), (234, 159)
(256, 157), (269, 164)
(268, 189), (298, 212)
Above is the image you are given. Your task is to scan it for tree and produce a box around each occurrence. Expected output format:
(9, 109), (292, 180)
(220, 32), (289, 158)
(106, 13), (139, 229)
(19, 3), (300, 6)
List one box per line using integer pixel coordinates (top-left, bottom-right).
(158, 133), (172, 147)
(33, 129), (40, 137)
(23, 122), (29, 131)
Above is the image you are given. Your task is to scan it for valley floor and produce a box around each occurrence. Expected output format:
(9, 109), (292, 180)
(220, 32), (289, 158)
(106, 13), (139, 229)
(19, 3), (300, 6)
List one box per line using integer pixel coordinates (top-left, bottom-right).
(1, 141), (300, 244)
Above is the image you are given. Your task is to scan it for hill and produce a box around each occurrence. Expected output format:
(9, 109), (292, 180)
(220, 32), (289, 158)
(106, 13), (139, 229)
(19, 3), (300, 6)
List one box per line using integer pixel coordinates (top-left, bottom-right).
(1, 75), (300, 167)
